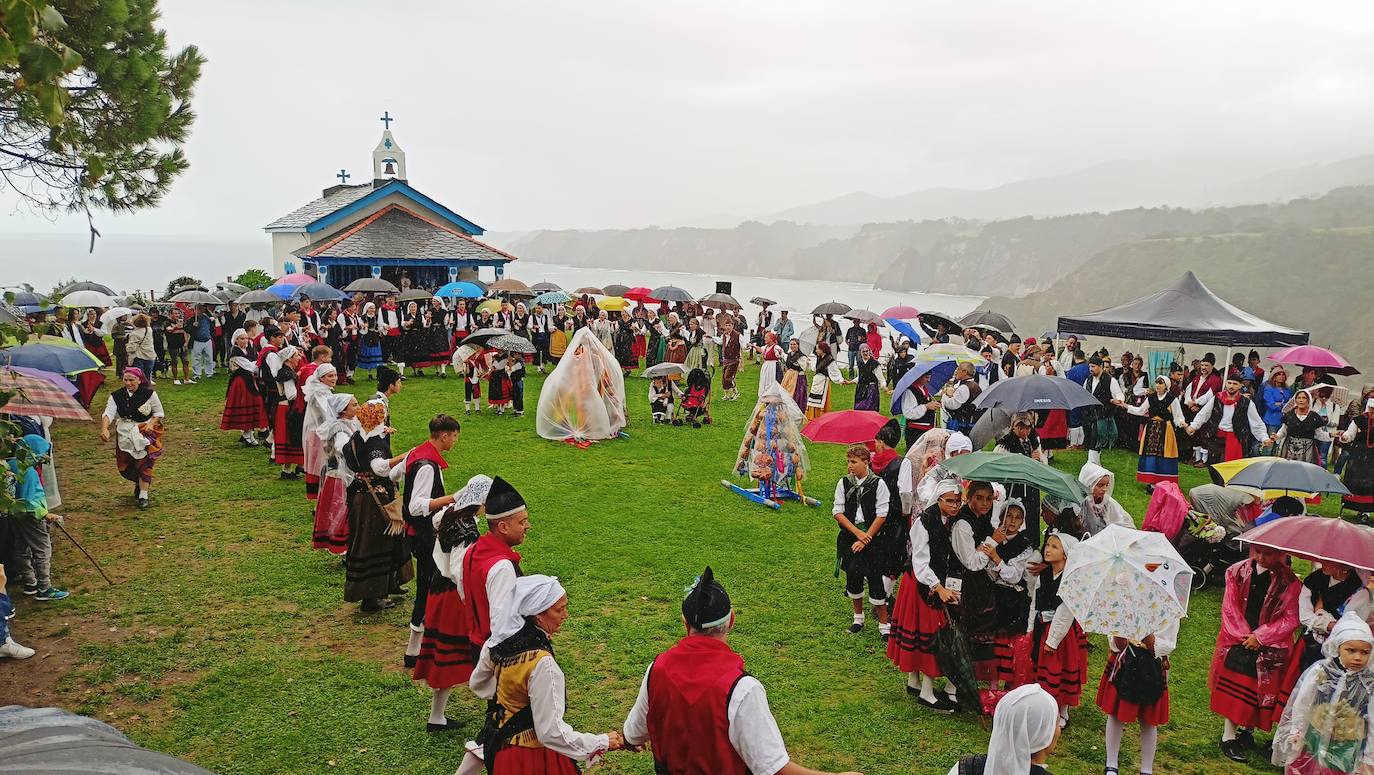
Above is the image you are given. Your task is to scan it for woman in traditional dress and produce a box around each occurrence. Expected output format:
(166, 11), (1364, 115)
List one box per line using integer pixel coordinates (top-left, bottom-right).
(1337, 399), (1374, 516)
(311, 393), (359, 555)
(356, 302), (384, 377)
(80, 308), (112, 366)
(630, 306), (649, 367)
(548, 318), (571, 365)
(399, 301), (427, 375)
(301, 363), (338, 502)
(220, 329), (268, 444)
(1118, 376), (1186, 487)
(994, 412), (1045, 528)
(754, 330), (785, 399)
(781, 338), (808, 408)
(1277, 560), (1371, 716)
(806, 341), (846, 420)
(852, 343), (883, 411)
(591, 309), (614, 352)
(414, 475), (491, 730)
(1097, 619), (1178, 775)
(270, 346), (307, 478)
(683, 317), (712, 373)
(463, 575), (620, 774)
(99, 367), (164, 509)
(1272, 389), (1328, 466)
(612, 314), (637, 375)
(342, 400), (409, 611)
(427, 300), (455, 378)
(487, 351), (514, 414)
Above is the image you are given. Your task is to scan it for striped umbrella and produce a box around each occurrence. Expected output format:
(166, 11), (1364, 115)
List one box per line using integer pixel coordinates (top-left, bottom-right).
(0, 368), (91, 420)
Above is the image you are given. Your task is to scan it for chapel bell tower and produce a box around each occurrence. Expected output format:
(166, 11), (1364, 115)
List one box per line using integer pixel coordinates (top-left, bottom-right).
(372, 111), (407, 186)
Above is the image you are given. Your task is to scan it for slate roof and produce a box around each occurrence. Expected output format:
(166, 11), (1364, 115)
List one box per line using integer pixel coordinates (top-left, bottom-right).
(264, 185), (375, 230)
(293, 205), (517, 263)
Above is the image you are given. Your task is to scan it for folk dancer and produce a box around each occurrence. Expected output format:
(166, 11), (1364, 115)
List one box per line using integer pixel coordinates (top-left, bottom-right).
(1188, 374), (1268, 464)
(399, 415), (463, 675)
(1116, 376), (1186, 486)
(99, 368), (165, 509)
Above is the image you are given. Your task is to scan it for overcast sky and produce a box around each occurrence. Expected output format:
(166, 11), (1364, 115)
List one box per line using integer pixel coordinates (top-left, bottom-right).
(5, 0), (1374, 239)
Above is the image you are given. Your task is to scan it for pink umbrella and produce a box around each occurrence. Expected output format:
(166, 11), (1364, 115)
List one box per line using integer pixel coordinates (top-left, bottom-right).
(274, 272), (315, 286)
(1238, 516), (1374, 571)
(801, 410), (890, 445)
(3, 365), (77, 396)
(1266, 345), (1360, 376)
(882, 305), (920, 319)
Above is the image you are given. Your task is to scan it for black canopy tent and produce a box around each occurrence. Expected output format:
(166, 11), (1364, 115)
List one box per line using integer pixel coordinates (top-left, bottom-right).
(1056, 271), (1309, 347)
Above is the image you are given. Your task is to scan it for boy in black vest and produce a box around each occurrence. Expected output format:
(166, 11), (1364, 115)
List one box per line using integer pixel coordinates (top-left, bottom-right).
(833, 444), (892, 639)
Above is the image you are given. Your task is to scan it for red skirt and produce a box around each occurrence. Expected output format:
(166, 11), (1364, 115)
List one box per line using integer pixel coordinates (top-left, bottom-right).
(220, 375), (267, 430)
(491, 746), (580, 775)
(1096, 650), (1170, 725)
(311, 473), (348, 554)
(1040, 409), (1069, 449)
(272, 403), (304, 465)
(1035, 622), (1089, 706)
(305, 472), (320, 501)
(1209, 658), (1280, 730)
(886, 572), (945, 677)
(413, 582), (476, 690)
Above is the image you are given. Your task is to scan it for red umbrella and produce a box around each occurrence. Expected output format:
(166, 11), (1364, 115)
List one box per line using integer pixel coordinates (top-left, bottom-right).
(882, 305), (920, 319)
(0, 368), (91, 421)
(274, 272), (315, 286)
(1266, 345), (1360, 376)
(623, 287), (655, 302)
(801, 410), (890, 445)
(1237, 516), (1374, 571)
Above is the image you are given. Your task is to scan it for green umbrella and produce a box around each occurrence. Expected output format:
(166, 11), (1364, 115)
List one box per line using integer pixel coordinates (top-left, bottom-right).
(939, 451), (1087, 503)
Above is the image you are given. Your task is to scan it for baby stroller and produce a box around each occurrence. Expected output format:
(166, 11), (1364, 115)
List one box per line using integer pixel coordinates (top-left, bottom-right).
(682, 368), (713, 428)
(1171, 485), (1254, 590)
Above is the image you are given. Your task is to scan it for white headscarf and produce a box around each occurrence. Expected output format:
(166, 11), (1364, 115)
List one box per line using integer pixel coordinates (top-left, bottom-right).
(982, 683), (1059, 774)
(934, 478), (961, 499)
(487, 574), (566, 648)
(1048, 530), (1079, 557)
(946, 432), (973, 455)
(1324, 609), (1374, 659)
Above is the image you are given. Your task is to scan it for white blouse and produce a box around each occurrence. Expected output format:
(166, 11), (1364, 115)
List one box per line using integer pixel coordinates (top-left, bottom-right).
(468, 645), (609, 763)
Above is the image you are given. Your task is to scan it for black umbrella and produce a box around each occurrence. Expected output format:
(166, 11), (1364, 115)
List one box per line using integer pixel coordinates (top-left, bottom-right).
(811, 300), (852, 316)
(490, 334), (536, 354)
(1221, 459), (1351, 495)
(969, 324), (1007, 344)
(970, 406), (1015, 451)
(918, 311), (961, 336)
(0, 705), (216, 774)
(343, 277), (399, 293)
(457, 327), (509, 347)
(960, 309), (1016, 333)
(531, 281), (563, 291)
(651, 286), (694, 303)
(700, 292), (742, 310)
(750, 296), (776, 306)
(603, 283), (631, 296)
(974, 374), (1101, 411)
(59, 280), (116, 295)
(235, 289), (280, 305)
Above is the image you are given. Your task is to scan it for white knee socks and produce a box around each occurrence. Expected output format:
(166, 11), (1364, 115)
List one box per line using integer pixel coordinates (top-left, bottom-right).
(1222, 718), (1238, 742)
(428, 688), (452, 725)
(1139, 723), (1158, 774)
(406, 624), (424, 658)
(1105, 714), (1124, 769)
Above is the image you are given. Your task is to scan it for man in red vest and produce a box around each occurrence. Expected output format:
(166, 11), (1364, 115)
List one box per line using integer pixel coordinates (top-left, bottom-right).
(620, 567), (865, 775)
(461, 476), (530, 658)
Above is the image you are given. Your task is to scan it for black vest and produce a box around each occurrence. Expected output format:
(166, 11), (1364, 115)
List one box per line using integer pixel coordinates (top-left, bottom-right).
(1146, 392), (1174, 421)
(916, 505), (954, 593)
(1212, 395), (1257, 452)
(1244, 565), (1274, 630)
(1303, 570), (1360, 615)
(949, 379), (982, 424)
(842, 475), (882, 528)
(403, 458), (445, 535)
(343, 432), (394, 497)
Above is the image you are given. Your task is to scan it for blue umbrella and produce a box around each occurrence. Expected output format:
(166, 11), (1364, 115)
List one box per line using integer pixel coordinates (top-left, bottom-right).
(890, 358), (957, 414)
(295, 282), (348, 301)
(534, 290), (573, 306)
(884, 318), (923, 346)
(0, 343), (102, 375)
(267, 284), (300, 300)
(4, 289), (46, 307)
(435, 281), (485, 299)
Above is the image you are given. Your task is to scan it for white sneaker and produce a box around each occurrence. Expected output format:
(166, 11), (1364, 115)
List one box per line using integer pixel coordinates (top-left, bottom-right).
(0, 637), (35, 659)
(173, 380), (183, 385)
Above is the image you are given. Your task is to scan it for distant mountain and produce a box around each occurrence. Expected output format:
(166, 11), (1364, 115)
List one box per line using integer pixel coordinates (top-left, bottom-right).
(974, 226), (1374, 375)
(761, 154), (1374, 226)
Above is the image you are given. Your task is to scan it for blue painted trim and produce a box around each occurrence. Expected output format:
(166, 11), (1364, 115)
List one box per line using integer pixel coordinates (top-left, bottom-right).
(311, 257), (509, 267)
(305, 181), (485, 236)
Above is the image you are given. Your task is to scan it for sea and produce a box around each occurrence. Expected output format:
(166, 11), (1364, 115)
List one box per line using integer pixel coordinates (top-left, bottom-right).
(1, 233), (986, 318)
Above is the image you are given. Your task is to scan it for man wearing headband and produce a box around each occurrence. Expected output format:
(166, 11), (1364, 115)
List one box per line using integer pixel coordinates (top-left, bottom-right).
(1181, 352), (1222, 466)
(1187, 373), (1267, 464)
(462, 476), (531, 657)
(1081, 355), (1124, 466)
(398, 414), (463, 681)
(621, 567), (864, 775)
(1336, 398), (1374, 516)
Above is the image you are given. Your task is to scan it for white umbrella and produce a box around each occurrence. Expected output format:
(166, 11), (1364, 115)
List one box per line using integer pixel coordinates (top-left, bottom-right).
(99, 306), (135, 334)
(642, 362), (687, 379)
(796, 325), (820, 355)
(60, 290), (116, 308)
(1059, 524), (1192, 641)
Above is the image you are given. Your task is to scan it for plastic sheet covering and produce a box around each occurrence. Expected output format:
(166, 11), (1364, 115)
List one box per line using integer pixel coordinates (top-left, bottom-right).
(0, 705), (217, 773)
(733, 383), (810, 482)
(536, 327), (627, 441)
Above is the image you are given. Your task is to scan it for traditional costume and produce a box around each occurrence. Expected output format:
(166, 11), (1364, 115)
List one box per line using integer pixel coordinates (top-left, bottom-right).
(467, 576), (609, 775)
(1274, 402), (1328, 465)
(948, 684), (1059, 775)
(1031, 533), (1088, 708)
(1075, 462), (1133, 536)
(219, 334), (268, 432)
(1271, 611), (1374, 774)
(401, 437), (451, 666)
(301, 364), (337, 501)
(341, 401), (408, 605)
(1096, 619), (1178, 775)
(806, 343), (844, 420)
(853, 348), (883, 411)
(757, 340), (784, 399)
(1192, 382), (1268, 464)
(780, 345), (808, 408)
(887, 480), (961, 694)
(622, 567), (793, 775)
(310, 394), (357, 554)
(942, 374), (982, 435)
(1182, 358), (1222, 463)
(1337, 402), (1374, 513)
(101, 368), (165, 501)
(269, 347), (305, 468)
(1082, 360), (1123, 462)
(833, 468), (892, 635)
(356, 303), (384, 373)
(1210, 557), (1301, 733)
(900, 381), (937, 452)
(1277, 566), (1373, 710)
(462, 477), (526, 650)
(720, 327), (742, 399)
(1123, 381), (1185, 484)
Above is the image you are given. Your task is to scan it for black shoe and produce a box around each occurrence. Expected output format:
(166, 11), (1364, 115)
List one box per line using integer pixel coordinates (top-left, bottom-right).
(1220, 739), (1248, 763)
(915, 694), (957, 714)
(360, 597), (395, 612)
(426, 718), (461, 733)
(138, 496), (149, 509)
(1237, 729), (1255, 750)
(279, 471), (296, 480)
(845, 622), (863, 634)
(404, 654), (418, 668)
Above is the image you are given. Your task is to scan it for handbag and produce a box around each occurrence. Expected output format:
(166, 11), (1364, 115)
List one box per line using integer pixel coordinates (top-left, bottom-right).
(1223, 644), (1260, 676)
(1110, 644), (1165, 705)
(367, 482), (405, 536)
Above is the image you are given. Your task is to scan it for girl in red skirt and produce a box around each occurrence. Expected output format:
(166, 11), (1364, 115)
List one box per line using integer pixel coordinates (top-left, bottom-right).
(270, 347), (306, 477)
(887, 477), (964, 713)
(1097, 619), (1177, 775)
(414, 474), (491, 732)
(220, 330), (269, 443)
(311, 393), (358, 555)
(1032, 532), (1089, 727)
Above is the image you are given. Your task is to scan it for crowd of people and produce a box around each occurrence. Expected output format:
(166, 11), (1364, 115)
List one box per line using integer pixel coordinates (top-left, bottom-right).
(5, 281), (1374, 775)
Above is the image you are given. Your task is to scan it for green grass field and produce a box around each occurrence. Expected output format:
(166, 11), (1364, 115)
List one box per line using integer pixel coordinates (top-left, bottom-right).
(4, 360), (1332, 774)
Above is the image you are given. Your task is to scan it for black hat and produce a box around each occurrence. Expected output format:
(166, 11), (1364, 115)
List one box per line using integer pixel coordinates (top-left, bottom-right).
(1248, 349), (1260, 360)
(980, 345), (995, 355)
(1089, 355), (1104, 366)
(1202, 352), (1216, 365)
(485, 476), (527, 520)
(376, 364), (404, 392)
(875, 418), (901, 448)
(1316, 373), (1338, 387)
(682, 566), (732, 631)
(1097, 347), (1109, 357)
(1169, 361), (1183, 372)
(1008, 334), (1022, 344)
(263, 325), (283, 338)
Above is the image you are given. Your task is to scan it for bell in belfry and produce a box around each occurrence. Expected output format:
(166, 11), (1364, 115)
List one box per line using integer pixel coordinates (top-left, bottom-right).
(383, 160), (396, 175)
